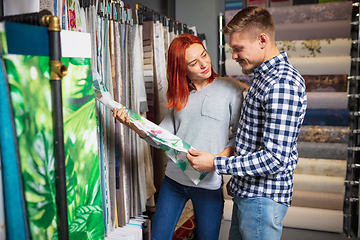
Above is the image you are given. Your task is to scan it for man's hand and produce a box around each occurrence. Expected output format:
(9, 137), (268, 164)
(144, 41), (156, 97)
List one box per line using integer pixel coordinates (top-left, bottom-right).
(187, 148), (215, 173)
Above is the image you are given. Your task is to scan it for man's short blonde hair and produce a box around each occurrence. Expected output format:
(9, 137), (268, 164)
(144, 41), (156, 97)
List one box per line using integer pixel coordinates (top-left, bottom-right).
(223, 6), (275, 41)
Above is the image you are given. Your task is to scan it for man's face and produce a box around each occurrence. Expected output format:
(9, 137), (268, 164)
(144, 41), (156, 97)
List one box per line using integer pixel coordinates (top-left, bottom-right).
(229, 30), (264, 75)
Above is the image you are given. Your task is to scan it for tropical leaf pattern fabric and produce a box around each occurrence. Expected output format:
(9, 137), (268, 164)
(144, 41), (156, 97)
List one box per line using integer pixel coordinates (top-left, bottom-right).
(4, 54), (104, 240)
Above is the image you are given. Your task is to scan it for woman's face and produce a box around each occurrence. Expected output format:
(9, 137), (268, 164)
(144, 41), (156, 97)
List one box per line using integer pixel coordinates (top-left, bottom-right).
(185, 43), (212, 82)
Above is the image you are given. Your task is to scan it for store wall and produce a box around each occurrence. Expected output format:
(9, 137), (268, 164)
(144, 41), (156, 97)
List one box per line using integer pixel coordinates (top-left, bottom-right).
(124, 0), (168, 16)
(176, 0), (225, 73)
(125, 0), (225, 73)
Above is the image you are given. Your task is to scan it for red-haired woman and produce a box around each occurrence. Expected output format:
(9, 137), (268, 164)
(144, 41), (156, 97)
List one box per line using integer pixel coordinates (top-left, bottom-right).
(113, 33), (243, 240)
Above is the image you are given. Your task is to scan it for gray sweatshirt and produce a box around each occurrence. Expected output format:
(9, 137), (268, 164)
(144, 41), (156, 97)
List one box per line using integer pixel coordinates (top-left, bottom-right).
(145, 77), (244, 190)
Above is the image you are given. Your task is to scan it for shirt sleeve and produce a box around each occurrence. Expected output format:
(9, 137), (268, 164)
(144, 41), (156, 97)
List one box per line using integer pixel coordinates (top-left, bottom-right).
(215, 81), (306, 177)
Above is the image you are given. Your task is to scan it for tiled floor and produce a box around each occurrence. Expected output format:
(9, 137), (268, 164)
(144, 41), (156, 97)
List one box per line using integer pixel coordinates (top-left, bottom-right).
(219, 220), (352, 240)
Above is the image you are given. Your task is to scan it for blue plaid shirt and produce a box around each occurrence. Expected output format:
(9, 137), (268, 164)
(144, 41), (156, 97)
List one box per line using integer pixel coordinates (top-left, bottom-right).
(214, 52), (307, 206)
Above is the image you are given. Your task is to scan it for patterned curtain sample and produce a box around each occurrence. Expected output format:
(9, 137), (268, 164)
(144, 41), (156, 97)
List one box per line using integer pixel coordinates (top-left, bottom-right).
(1, 22), (104, 240)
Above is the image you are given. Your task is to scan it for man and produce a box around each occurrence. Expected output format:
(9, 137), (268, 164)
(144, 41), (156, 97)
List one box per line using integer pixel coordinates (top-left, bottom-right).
(187, 6), (307, 240)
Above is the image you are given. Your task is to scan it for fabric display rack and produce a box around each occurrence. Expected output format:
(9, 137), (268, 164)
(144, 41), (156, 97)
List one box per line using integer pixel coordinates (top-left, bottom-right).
(0, 0), (205, 239)
(221, 1), (353, 235)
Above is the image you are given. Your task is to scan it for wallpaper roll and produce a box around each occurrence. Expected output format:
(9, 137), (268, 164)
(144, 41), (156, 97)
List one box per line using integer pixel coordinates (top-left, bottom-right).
(225, 1), (352, 27)
(306, 92), (348, 109)
(275, 20), (351, 41)
(297, 142), (347, 160)
(225, 58), (243, 76)
(295, 158), (346, 177)
(293, 174), (345, 194)
(288, 56), (350, 75)
(298, 125), (349, 144)
(282, 206), (343, 233)
(291, 190), (344, 210)
(303, 109), (349, 126)
(276, 38), (351, 58)
(226, 54), (350, 79)
(224, 199), (234, 221)
(268, 1), (352, 25)
(303, 75), (347, 92)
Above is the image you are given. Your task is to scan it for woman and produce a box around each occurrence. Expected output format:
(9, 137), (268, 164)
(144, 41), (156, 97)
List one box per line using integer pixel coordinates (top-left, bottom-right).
(113, 33), (243, 240)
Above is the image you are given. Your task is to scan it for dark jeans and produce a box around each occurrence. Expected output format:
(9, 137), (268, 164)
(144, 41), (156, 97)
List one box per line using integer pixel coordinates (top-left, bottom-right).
(151, 176), (224, 240)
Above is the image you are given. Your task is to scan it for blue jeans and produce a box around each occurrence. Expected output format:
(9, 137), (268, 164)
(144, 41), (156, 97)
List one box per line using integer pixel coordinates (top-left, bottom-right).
(151, 176), (224, 240)
(229, 196), (288, 240)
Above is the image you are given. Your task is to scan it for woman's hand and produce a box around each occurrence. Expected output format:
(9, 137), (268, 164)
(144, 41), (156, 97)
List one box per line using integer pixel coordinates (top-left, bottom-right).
(113, 107), (131, 127)
(112, 108), (147, 138)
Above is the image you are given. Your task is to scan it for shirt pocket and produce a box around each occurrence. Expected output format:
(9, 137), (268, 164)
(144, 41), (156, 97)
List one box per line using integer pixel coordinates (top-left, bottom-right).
(201, 95), (227, 121)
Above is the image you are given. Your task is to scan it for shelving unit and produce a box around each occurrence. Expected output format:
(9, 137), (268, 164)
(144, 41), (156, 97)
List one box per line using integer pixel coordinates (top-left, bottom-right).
(345, 2), (360, 238)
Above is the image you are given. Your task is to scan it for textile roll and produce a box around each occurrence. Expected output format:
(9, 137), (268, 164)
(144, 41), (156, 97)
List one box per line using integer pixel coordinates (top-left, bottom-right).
(276, 38), (351, 58)
(226, 74), (347, 92)
(295, 158), (346, 177)
(282, 206), (343, 233)
(225, 47), (351, 76)
(293, 174), (345, 194)
(268, 1), (353, 25)
(303, 75), (347, 92)
(114, 21), (127, 227)
(291, 190), (344, 210)
(303, 109), (348, 126)
(225, 2), (352, 26)
(298, 126), (349, 144)
(225, 58), (242, 76)
(275, 21), (351, 41)
(306, 92), (348, 109)
(288, 56), (350, 75)
(297, 142), (347, 160)
(224, 199), (233, 221)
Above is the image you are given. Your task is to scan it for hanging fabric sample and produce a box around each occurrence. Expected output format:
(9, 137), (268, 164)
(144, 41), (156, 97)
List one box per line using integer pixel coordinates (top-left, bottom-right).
(1, 22), (105, 239)
(93, 72), (208, 185)
(131, 8), (148, 214)
(113, 8), (129, 227)
(0, 155), (5, 240)
(153, 17), (168, 123)
(0, 31), (30, 239)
